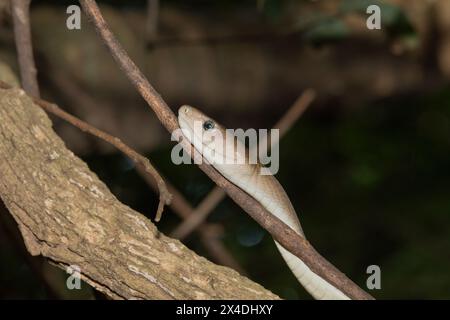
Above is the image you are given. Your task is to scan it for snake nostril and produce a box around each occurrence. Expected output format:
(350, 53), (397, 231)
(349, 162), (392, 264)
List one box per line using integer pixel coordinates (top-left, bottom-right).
(179, 106), (190, 116)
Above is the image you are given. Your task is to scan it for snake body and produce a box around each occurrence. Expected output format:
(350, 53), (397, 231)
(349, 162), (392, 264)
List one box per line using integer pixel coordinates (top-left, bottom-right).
(178, 105), (350, 300)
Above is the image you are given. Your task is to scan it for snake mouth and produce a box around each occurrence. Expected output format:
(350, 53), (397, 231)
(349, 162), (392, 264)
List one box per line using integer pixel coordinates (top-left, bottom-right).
(177, 107), (205, 151)
(177, 106), (193, 134)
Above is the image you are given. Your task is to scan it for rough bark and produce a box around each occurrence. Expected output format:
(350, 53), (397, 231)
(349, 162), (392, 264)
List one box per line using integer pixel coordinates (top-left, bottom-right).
(0, 87), (279, 300)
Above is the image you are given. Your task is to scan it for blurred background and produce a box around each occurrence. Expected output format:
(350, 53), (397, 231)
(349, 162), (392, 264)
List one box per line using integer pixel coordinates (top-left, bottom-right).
(0, 0), (449, 299)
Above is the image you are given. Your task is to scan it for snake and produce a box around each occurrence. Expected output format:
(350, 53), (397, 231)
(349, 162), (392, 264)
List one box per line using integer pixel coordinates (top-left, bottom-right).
(177, 105), (350, 300)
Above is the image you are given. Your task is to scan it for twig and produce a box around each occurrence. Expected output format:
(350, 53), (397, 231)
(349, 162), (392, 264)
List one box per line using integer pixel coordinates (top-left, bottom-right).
(261, 89), (316, 152)
(11, 0), (39, 97)
(170, 187), (226, 239)
(0, 80), (172, 222)
(79, 0), (373, 300)
(171, 89), (316, 240)
(41, 100), (172, 221)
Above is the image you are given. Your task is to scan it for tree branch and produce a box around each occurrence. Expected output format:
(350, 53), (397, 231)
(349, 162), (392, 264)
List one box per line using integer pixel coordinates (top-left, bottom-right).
(79, 0), (373, 300)
(11, 0), (39, 97)
(0, 86), (278, 299)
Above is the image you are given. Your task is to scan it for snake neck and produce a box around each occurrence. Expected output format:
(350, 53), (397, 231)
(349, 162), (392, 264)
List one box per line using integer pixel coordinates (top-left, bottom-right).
(215, 162), (303, 235)
(213, 162), (350, 300)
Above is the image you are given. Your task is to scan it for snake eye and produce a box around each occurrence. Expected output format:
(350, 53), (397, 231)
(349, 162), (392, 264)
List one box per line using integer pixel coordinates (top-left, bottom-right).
(203, 120), (215, 131)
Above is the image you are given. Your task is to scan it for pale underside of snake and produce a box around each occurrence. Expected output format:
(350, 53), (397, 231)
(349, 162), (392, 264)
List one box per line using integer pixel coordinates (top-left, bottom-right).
(177, 105), (350, 300)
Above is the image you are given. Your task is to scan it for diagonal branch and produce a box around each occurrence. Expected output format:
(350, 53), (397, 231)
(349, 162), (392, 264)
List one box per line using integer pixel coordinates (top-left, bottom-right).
(79, 0), (373, 300)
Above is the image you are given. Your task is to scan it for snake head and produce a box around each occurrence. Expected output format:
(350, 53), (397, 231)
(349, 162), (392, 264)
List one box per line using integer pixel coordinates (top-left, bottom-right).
(178, 105), (224, 145)
(177, 105), (271, 173)
(178, 105), (233, 163)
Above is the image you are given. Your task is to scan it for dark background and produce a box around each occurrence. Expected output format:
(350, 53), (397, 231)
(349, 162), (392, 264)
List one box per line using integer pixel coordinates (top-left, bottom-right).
(0, 0), (449, 299)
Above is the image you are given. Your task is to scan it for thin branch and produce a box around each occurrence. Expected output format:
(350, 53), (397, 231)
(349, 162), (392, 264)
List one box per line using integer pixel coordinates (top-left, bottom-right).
(40, 101), (172, 222)
(11, 0), (39, 97)
(261, 89), (316, 151)
(0, 80), (172, 221)
(171, 89), (316, 240)
(79, 0), (373, 300)
(170, 187), (226, 239)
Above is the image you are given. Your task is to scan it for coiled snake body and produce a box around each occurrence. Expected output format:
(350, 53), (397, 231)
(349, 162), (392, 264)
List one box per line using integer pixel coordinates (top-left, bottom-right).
(178, 105), (350, 300)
